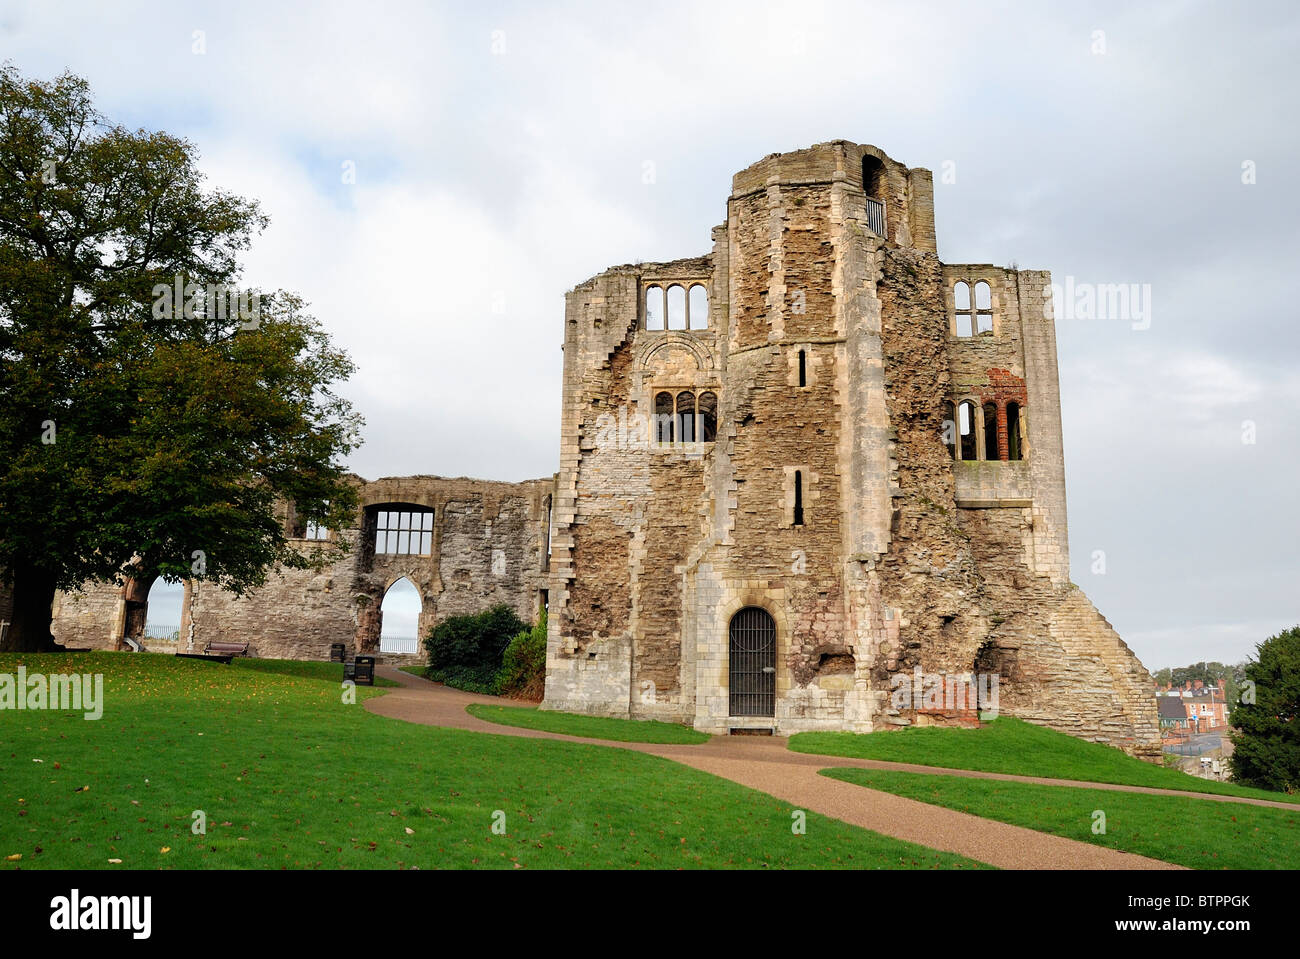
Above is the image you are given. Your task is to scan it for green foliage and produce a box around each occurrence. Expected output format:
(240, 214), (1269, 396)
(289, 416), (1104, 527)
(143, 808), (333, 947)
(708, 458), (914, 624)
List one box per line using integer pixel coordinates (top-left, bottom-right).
(494, 610), (547, 700)
(1229, 625), (1300, 793)
(423, 604), (527, 694)
(0, 65), (361, 649)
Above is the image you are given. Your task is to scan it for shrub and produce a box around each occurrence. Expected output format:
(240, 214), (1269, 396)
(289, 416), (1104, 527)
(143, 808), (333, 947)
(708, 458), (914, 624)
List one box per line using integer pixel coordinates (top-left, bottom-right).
(423, 604), (527, 694)
(496, 610), (547, 701)
(1228, 625), (1300, 793)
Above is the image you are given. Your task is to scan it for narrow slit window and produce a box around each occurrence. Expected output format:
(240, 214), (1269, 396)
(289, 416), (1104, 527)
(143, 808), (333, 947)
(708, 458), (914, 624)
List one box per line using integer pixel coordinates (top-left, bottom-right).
(793, 471), (804, 526)
(798, 349), (807, 387)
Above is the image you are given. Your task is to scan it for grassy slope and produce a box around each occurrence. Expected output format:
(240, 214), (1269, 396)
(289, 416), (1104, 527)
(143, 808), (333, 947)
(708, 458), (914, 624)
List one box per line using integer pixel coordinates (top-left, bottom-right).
(465, 703), (711, 744)
(789, 717), (1300, 804)
(822, 768), (1300, 870)
(0, 653), (986, 870)
(232, 658), (399, 687)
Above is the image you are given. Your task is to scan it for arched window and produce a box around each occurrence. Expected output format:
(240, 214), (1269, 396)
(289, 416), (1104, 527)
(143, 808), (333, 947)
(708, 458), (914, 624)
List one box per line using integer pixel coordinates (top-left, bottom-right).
(688, 284), (709, 330)
(958, 401), (978, 460)
(699, 391), (717, 442)
(380, 577), (422, 655)
(666, 284), (686, 330)
(943, 401), (956, 459)
(143, 578), (183, 642)
(954, 282), (973, 337)
(654, 391), (674, 444)
(1006, 403), (1023, 461)
(676, 391), (696, 443)
(974, 281), (994, 334)
(645, 286), (664, 330)
(983, 403), (999, 461)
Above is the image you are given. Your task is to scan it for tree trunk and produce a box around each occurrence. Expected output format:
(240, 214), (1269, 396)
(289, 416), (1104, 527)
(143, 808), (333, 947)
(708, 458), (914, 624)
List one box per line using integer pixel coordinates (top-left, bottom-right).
(3, 566), (60, 652)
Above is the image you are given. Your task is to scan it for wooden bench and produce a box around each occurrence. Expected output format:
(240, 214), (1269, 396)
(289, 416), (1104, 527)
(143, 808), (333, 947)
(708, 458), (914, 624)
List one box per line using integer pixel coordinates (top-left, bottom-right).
(204, 640), (249, 658)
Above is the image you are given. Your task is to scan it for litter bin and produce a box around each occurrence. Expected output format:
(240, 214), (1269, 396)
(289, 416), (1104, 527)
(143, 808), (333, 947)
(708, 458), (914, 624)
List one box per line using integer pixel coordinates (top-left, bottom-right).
(353, 655), (376, 687)
(329, 643), (346, 663)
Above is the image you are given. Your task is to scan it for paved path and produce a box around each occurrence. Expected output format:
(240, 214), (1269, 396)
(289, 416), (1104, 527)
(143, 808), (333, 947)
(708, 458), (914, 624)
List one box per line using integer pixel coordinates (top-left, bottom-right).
(365, 667), (1282, 870)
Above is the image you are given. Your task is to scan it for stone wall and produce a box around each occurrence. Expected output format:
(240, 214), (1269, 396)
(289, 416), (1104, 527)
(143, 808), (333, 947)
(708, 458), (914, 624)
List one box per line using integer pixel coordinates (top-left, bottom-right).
(50, 474), (554, 660)
(545, 139), (1161, 759)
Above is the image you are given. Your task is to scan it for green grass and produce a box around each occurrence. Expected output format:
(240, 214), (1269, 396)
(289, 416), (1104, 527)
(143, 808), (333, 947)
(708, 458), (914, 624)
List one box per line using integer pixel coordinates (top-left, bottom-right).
(232, 657), (399, 687)
(466, 703), (711, 745)
(789, 717), (1300, 804)
(822, 768), (1300, 870)
(399, 665), (427, 679)
(0, 653), (986, 869)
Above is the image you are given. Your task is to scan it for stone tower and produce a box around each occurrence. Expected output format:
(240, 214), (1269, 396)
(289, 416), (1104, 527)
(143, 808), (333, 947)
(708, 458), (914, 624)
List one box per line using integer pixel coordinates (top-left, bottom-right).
(543, 140), (1159, 759)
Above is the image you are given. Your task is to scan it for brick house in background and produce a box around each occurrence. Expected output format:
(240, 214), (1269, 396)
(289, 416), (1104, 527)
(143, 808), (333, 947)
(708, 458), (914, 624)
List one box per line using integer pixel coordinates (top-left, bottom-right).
(1157, 679), (1230, 734)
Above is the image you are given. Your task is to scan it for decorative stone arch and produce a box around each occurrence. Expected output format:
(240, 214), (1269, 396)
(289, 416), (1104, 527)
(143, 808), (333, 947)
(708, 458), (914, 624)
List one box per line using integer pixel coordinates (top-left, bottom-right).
(635, 332), (716, 374)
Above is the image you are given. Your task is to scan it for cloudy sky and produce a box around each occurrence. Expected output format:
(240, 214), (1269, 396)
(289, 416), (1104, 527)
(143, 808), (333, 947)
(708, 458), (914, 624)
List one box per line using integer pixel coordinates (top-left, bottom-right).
(6, 0), (1297, 669)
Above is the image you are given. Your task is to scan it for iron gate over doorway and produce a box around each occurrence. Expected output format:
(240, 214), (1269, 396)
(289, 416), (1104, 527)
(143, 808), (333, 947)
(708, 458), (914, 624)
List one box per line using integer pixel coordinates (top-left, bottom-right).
(729, 607), (776, 717)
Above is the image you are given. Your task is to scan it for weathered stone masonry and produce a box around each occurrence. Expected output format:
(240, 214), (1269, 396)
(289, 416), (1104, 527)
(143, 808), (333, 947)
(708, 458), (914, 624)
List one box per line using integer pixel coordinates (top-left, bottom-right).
(34, 139), (1160, 761)
(49, 474), (554, 661)
(542, 140), (1160, 759)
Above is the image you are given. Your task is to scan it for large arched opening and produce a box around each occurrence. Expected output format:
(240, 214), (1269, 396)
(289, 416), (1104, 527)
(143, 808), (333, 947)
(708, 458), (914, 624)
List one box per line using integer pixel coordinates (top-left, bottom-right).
(379, 577), (422, 655)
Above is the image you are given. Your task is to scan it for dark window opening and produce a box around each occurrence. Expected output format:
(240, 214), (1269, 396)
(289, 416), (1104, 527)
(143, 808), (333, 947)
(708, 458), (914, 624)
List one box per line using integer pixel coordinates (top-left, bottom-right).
(793, 470), (804, 526)
(699, 391), (718, 442)
(983, 403), (999, 461)
(1007, 403), (1023, 461)
(943, 401), (956, 459)
(654, 391), (674, 443)
(861, 155), (885, 199)
(798, 349), (806, 387)
(958, 401), (978, 461)
(676, 391), (696, 443)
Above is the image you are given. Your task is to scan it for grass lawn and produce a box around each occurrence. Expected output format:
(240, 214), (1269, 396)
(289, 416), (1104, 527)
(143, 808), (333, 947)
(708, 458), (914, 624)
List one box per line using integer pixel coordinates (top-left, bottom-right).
(232, 657), (399, 687)
(1, 653), (987, 870)
(466, 703), (711, 744)
(398, 665), (426, 679)
(789, 717), (1300, 804)
(821, 768), (1300, 870)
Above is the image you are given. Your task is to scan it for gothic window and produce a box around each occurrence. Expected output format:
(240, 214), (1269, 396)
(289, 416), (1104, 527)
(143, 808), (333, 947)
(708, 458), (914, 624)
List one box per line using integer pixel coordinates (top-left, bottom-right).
(958, 401), (978, 460)
(645, 286), (665, 330)
(699, 391), (718, 442)
(652, 389), (719, 446)
(688, 284), (709, 329)
(666, 284), (687, 330)
(1007, 403), (1023, 461)
(943, 401), (956, 458)
(983, 403), (999, 461)
(654, 391), (675, 443)
(954, 282), (973, 337)
(676, 391), (696, 443)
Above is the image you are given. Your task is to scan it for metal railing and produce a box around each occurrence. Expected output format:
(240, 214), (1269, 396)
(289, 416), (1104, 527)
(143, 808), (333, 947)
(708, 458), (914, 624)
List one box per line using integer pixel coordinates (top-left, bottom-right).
(864, 197), (886, 238)
(143, 623), (180, 641)
(379, 636), (421, 655)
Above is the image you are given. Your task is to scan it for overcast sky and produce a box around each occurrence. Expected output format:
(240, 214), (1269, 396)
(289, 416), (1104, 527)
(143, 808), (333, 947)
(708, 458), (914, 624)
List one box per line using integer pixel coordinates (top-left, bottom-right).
(6, 0), (1297, 670)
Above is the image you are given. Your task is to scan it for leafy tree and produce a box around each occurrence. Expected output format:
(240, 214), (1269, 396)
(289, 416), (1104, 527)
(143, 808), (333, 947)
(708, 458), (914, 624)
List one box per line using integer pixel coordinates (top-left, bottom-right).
(1228, 626), (1300, 793)
(0, 65), (361, 650)
(496, 609), (547, 700)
